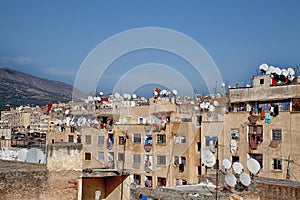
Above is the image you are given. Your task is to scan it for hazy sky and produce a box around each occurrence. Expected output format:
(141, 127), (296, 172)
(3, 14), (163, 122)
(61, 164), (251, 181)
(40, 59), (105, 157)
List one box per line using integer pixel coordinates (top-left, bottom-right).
(1, 1), (300, 96)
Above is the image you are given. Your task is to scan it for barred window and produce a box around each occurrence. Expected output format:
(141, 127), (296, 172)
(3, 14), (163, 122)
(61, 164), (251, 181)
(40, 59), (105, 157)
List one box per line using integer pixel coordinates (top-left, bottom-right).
(98, 136), (104, 146)
(272, 130), (282, 141)
(157, 155), (166, 165)
(133, 133), (141, 144)
(157, 134), (166, 144)
(273, 159), (282, 170)
(98, 152), (104, 160)
(133, 154), (141, 164)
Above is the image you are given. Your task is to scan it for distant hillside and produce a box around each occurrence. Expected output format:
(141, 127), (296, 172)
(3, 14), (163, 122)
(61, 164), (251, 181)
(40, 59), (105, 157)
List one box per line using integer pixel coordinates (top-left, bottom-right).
(0, 68), (74, 110)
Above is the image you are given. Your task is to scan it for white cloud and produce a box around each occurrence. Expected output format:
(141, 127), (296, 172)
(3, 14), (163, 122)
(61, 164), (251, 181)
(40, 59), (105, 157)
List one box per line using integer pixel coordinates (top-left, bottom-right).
(43, 67), (76, 77)
(0, 56), (33, 66)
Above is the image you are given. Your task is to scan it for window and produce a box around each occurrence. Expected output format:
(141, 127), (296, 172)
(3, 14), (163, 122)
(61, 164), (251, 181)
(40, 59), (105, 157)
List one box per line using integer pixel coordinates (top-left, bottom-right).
(174, 156), (179, 166)
(98, 136), (104, 146)
(248, 125), (263, 150)
(119, 136), (125, 145)
(85, 135), (91, 145)
(232, 156), (239, 163)
(133, 154), (141, 164)
(272, 130), (282, 141)
(181, 136), (186, 143)
(175, 135), (180, 144)
(181, 156), (186, 166)
(249, 153), (263, 168)
(175, 179), (180, 186)
(98, 152), (104, 160)
(157, 155), (166, 166)
(157, 177), (166, 187)
(133, 174), (141, 185)
(145, 176), (152, 188)
(197, 115), (202, 126)
(118, 153), (125, 161)
(68, 135), (74, 143)
(260, 79), (264, 85)
(197, 142), (201, 152)
(205, 137), (217, 146)
(182, 180), (187, 185)
(273, 159), (282, 170)
(133, 133), (141, 144)
(157, 134), (166, 144)
(85, 152), (91, 160)
(198, 166), (201, 175)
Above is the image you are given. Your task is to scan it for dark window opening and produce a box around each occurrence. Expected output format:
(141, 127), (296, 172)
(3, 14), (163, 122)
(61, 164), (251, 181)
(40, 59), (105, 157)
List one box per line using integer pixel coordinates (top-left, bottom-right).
(260, 79), (264, 85)
(68, 135), (74, 143)
(157, 177), (166, 187)
(133, 133), (141, 144)
(182, 180), (187, 185)
(157, 134), (166, 144)
(273, 159), (282, 170)
(145, 176), (152, 188)
(85, 152), (91, 160)
(133, 174), (141, 185)
(272, 130), (282, 141)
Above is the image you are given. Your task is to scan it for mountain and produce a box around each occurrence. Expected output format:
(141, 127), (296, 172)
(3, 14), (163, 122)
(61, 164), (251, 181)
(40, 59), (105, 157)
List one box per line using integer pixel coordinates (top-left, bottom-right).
(0, 68), (75, 110)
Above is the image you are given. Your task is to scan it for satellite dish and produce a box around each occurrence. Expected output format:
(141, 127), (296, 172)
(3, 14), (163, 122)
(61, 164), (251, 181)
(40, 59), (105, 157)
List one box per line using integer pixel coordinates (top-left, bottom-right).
(288, 67), (295, 76)
(200, 102), (205, 109)
(201, 150), (216, 168)
(99, 92), (104, 96)
(282, 69), (289, 76)
(131, 101), (136, 107)
(228, 85), (232, 89)
(87, 96), (93, 102)
(259, 63), (269, 73)
(247, 158), (261, 174)
(223, 159), (232, 170)
(269, 66), (275, 74)
(233, 162), (244, 174)
(240, 172), (251, 186)
(288, 75), (295, 82)
(93, 96), (97, 101)
(18, 149), (28, 162)
(132, 94), (137, 99)
(225, 173), (237, 187)
(194, 106), (199, 111)
(96, 96), (101, 101)
(161, 90), (167, 95)
(26, 148), (45, 164)
(172, 89), (178, 96)
(275, 67), (282, 75)
(204, 102), (210, 109)
(65, 109), (70, 115)
(154, 91), (158, 96)
(246, 84), (251, 88)
(114, 93), (120, 99)
(213, 101), (219, 107)
(127, 94), (131, 100)
(221, 83), (226, 87)
(209, 105), (215, 112)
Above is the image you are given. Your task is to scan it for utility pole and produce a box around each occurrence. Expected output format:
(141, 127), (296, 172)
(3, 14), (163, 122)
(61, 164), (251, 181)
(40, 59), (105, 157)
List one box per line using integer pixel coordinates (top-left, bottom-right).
(285, 155), (294, 180)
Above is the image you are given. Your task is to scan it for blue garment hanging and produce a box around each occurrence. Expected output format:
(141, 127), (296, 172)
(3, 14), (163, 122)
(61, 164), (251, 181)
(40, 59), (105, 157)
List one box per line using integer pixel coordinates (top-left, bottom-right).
(265, 112), (271, 124)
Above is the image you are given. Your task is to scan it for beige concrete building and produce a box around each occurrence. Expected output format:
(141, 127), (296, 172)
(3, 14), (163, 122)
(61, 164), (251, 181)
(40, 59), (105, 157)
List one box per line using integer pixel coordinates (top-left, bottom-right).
(217, 74), (300, 182)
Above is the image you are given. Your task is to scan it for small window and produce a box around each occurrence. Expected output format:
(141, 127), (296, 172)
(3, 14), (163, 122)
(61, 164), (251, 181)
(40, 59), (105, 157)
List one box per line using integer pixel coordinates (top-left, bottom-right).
(232, 156), (239, 163)
(98, 152), (104, 160)
(260, 79), (264, 85)
(181, 156), (186, 166)
(182, 180), (187, 185)
(157, 177), (166, 187)
(198, 166), (201, 175)
(85, 135), (91, 145)
(181, 136), (186, 143)
(157, 134), (166, 144)
(68, 135), (74, 143)
(133, 154), (141, 164)
(205, 137), (217, 146)
(273, 159), (282, 170)
(157, 155), (166, 166)
(118, 153), (125, 161)
(197, 142), (201, 152)
(175, 179), (180, 186)
(133, 174), (141, 185)
(119, 136), (125, 145)
(85, 152), (91, 160)
(98, 136), (104, 146)
(133, 133), (141, 144)
(145, 176), (152, 188)
(249, 153), (263, 168)
(174, 156), (179, 166)
(272, 130), (282, 141)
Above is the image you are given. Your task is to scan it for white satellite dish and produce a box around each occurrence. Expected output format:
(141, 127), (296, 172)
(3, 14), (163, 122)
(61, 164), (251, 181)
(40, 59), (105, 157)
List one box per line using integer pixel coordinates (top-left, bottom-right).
(221, 83), (226, 87)
(154, 91), (158, 96)
(26, 148), (45, 164)
(93, 96), (97, 101)
(194, 106), (199, 111)
(114, 93), (120, 99)
(228, 85), (232, 89)
(123, 93), (128, 99)
(64, 109), (70, 115)
(131, 101), (136, 107)
(233, 162), (244, 174)
(213, 100), (219, 107)
(259, 63), (269, 73)
(288, 67), (295, 76)
(269, 66), (275, 74)
(99, 92), (104, 96)
(223, 159), (232, 170)
(200, 102), (205, 109)
(204, 102), (210, 109)
(288, 75), (295, 82)
(209, 105), (215, 112)
(282, 69), (289, 76)
(18, 149), (28, 162)
(132, 94), (137, 99)
(127, 94), (131, 100)
(275, 67), (282, 75)
(96, 96), (101, 101)
(246, 84), (251, 88)
(247, 158), (261, 174)
(201, 150), (216, 168)
(172, 89), (178, 96)
(161, 90), (167, 95)
(225, 173), (237, 187)
(240, 172), (251, 186)
(88, 96), (94, 102)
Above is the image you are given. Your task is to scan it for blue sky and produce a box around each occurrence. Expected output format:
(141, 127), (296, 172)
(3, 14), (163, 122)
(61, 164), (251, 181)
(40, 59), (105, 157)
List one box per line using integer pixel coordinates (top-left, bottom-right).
(0, 1), (300, 96)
